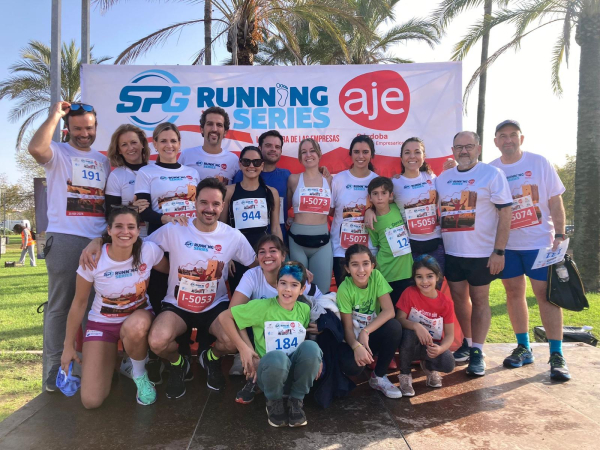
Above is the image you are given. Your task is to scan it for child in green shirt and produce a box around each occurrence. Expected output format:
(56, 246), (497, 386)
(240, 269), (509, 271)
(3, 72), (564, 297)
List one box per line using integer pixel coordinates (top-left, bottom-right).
(367, 176), (414, 303)
(219, 261), (323, 428)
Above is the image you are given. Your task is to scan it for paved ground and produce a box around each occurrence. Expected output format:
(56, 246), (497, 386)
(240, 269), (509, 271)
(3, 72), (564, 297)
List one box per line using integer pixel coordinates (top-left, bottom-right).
(1, 343), (598, 450)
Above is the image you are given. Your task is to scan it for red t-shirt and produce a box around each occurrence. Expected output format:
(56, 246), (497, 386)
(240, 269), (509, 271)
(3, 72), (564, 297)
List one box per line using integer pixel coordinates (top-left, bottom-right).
(396, 286), (455, 341)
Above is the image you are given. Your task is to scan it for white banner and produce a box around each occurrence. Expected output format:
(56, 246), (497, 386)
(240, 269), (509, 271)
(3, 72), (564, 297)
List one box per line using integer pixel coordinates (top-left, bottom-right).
(81, 64), (462, 175)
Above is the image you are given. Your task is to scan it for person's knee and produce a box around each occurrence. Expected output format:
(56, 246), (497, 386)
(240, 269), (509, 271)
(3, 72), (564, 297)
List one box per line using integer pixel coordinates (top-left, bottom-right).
(148, 326), (173, 354)
(384, 319), (403, 342)
(295, 341), (322, 362)
(81, 391), (107, 410)
(122, 317), (151, 341)
(260, 351), (290, 371)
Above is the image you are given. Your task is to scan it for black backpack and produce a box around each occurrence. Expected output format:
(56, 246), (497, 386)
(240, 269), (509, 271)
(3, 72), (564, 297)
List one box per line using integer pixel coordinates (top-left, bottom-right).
(546, 254), (589, 312)
(30, 230), (37, 241)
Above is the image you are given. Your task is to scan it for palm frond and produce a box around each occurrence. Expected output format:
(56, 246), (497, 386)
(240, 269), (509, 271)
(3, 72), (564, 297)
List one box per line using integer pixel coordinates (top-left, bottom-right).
(550, 32), (566, 96)
(16, 109), (48, 151)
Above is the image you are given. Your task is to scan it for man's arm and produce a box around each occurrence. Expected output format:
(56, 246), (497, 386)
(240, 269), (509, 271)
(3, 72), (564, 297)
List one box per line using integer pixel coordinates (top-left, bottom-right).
(549, 194), (566, 250)
(28, 101), (70, 164)
(488, 206), (512, 275)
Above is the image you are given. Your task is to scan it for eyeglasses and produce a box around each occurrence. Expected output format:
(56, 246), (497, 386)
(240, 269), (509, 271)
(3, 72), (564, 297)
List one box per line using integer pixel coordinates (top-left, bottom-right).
(69, 103), (95, 113)
(453, 144), (476, 152)
(240, 158), (264, 168)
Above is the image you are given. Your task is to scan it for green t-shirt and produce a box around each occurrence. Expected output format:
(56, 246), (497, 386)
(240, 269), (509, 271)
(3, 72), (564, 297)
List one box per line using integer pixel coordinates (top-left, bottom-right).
(231, 297), (310, 358)
(367, 203), (414, 282)
(337, 269), (392, 316)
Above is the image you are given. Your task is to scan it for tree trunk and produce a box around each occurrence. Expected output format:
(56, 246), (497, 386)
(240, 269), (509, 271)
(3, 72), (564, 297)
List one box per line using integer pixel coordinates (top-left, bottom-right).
(204, 0), (212, 65)
(477, 0), (492, 160)
(573, 10), (600, 291)
(238, 49), (254, 65)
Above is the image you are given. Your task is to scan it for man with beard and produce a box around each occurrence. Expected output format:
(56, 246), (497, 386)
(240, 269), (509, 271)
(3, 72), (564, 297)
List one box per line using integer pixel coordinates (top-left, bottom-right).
(28, 101), (111, 391)
(179, 107), (240, 184)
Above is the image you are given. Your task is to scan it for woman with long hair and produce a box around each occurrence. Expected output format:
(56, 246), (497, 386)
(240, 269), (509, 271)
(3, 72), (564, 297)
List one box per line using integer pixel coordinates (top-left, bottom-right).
(60, 206), (168, 408)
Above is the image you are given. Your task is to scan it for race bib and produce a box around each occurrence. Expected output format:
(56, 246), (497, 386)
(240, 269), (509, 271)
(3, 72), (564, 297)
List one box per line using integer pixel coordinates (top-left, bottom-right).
(407, 307), (443, 341)
(340, 221), (368, 249)
(176, 278), (217, 313)
(405, 204), (438, 235)
(298, 187), (331, 214)
(72, 157), (106, 189)
(264, 321), (306, 355)
(531, 238), (570, 270)
(385, 224), (411, 257)
(510, 195), (539, 230)
(162, 199), (196, 218)
(233, 198), (269, 230)
(352, 311), (376, 337)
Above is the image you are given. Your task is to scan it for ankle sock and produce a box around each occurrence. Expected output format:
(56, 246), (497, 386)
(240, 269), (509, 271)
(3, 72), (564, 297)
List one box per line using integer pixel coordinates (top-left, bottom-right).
(549, 339), (563, 355)
(516, 333), (531, 350)
(466, 337), (473, 347)
(172, 355), (183, 367)
(207, 348), (219, 361)
(472, 342), (484, 351)
(131, 357), (146, 378)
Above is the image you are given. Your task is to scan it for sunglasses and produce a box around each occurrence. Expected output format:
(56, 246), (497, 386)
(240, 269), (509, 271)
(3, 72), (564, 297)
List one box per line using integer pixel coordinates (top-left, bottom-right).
(240, 158), (264, 168)
(69, 103), (95, 113)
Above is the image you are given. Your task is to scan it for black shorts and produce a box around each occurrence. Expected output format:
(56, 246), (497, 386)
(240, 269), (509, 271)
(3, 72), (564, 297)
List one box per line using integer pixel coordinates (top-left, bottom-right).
(161, 301), (229, 342)
(445, 255), (501, 286)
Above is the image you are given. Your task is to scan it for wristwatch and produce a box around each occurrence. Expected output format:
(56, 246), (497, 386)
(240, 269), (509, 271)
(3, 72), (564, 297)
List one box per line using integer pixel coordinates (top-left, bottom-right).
(555, 234), (565, 239)
(493, 249), (505, 256)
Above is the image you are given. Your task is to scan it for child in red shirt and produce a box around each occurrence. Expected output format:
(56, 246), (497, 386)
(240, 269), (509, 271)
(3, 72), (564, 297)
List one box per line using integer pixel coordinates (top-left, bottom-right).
(395, 255), (455, 396)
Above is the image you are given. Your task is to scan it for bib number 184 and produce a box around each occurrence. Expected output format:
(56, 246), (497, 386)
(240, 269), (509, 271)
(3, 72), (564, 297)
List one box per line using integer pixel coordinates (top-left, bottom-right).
(274, 337), (298, 351)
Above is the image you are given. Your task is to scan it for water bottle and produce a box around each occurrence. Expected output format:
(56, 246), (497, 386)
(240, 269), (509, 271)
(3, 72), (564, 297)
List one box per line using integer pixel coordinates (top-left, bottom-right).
(555, 259), (569, 282)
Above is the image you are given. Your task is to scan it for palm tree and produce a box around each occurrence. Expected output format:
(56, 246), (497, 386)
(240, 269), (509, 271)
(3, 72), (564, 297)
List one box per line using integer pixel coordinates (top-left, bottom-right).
(0, 40), (110, 151)
(432, 1), (510, 155)
(95, 0), (364, 65)
(452, 0), (600, 290)
(256, 0), (440, 65)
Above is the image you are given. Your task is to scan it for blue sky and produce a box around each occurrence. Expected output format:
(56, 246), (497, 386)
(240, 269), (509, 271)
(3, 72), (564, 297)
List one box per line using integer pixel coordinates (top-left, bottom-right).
(1, 0), (579, 183)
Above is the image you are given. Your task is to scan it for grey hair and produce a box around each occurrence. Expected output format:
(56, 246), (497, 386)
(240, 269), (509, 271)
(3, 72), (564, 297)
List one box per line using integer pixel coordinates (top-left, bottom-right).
(453, 131), (480, 145)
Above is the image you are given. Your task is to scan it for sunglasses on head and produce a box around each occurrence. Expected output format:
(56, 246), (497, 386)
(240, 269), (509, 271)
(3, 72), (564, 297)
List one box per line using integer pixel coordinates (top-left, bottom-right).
(69, 103), (94, 113)
(240, 158), (263, 168)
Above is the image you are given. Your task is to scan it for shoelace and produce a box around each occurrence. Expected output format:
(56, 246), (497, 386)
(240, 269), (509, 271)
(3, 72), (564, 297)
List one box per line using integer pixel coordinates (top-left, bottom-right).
(137, 374), (155, 396)
(289, 399), (303, 415)
(549, 353), (566, 367)
(511, 346), (530, 358)
(270, 400), (286, 415)
(242, 381), (256, 393)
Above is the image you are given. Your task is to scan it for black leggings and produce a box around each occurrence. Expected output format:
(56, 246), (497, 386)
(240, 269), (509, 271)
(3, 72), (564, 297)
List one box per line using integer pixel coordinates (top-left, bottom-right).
(398, 329), (455, 375)
(333, 257), (347, 287)
(338, 319), (402, 378)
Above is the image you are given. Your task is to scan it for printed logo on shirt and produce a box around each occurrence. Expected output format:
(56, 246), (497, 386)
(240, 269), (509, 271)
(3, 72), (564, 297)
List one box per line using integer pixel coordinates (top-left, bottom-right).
(345, 184), (367, 191)
(403, 181), (430, 190)
(440, 190), (477, 232)
(184, 241), (216, 252)
(214, 245), (222, 253)
(139, 263), (148, 273)
(506, 171), (536, 183)
(100, 281), (148, 317)
(128, 180), (135, 185)
(104, 271), (114, 278)
(446, 179), (471, 186)
(159, 175), (195, 181)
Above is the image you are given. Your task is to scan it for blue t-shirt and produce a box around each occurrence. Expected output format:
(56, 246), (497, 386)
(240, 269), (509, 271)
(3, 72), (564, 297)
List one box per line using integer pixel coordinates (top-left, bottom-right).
(233, 167), (291, 242)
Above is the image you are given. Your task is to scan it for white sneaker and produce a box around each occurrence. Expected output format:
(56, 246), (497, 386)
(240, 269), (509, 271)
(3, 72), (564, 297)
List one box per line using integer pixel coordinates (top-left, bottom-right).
(229, 353), (244, 376)
(398, 373), (415, 397)
(369, 373), (402, 399)
(420, 361), (442, 388)
(120, 356), (133, 379)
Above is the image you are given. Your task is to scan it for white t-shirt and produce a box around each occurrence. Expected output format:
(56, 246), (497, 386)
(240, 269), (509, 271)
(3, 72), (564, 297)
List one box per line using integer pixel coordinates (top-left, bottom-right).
(42, 141), (111, 238)
(77, 241), (164, 324)
(148, 219), (256, 313)
(490, 152), (565, 250)
(330, 170), (378, 258)
(392, 172), (441, 241)
(235, 266), (322, 300)
(135, 164), (200, 218)
(179, 146), (240, 184)
(106, 165), (149, 236)
(436, 163), (512, 257)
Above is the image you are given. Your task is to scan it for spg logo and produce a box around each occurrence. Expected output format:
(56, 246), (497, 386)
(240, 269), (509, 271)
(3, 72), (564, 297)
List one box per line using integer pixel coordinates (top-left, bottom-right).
(116, 70), (191, 130)
(339, 70), (410, 131)
(104, 271), (114, 278)
(185, 241), (194, 248)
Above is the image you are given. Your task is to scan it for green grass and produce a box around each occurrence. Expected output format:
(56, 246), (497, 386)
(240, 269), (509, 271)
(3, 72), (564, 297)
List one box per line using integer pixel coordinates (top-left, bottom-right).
(0, 235), (598, 422)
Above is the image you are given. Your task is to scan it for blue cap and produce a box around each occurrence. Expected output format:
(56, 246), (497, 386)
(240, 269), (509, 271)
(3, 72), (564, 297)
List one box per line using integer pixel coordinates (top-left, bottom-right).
(495, 120), (521, 133)
(56, 362), (81, 397)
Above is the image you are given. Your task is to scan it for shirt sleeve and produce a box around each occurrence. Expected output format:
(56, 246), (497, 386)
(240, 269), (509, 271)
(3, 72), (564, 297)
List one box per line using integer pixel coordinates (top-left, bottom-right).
(544, 157), (566, 198)
(231, 300), (266, 329)
(135, 168), (152, 194)
(178, 150), (188, 166)
(43, 141), (59, 168)
(103, 159), (111, 189)
(76, 264), (94, 283)
(300, 303), (311, 327)
(144, 241), (165, 267)
(105, 171), (122, 196)
(235, 268), (256, 298)
(367, 227), (380, 247)
(395, 287), (412, 313)
(146, 223), (171, 252)
(336, 281), (353, 314)
(374, 270), (393, 298)
(232, 231), (256, 266)
(440, 293), (456, 324)
(490, 168), (513, 206)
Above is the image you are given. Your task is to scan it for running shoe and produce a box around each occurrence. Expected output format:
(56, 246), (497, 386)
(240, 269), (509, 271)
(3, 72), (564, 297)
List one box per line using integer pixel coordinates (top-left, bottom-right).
(465, 348), (486, 377)
(266, 399), (288, 427)
(549, 352), (571, 382)
(229, 353), (244, 376)
(200, 349), (226, 391)
(420, 361), (442, 388)
(46, 365), (59, 393)
(288, 397), (307, 427)
(235, 380), (259, 404)
(165, 357), (190, 399)
(368, 373), (402, 399)
(398, 373), (415, 397)
(120, 356), (134, 379)
(133, 372), (156, 406)
(453, 338), (471, 363)
(503, 345), (534, 368)
(146, 357), (165, 385)
(183, 355), (194, 381)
